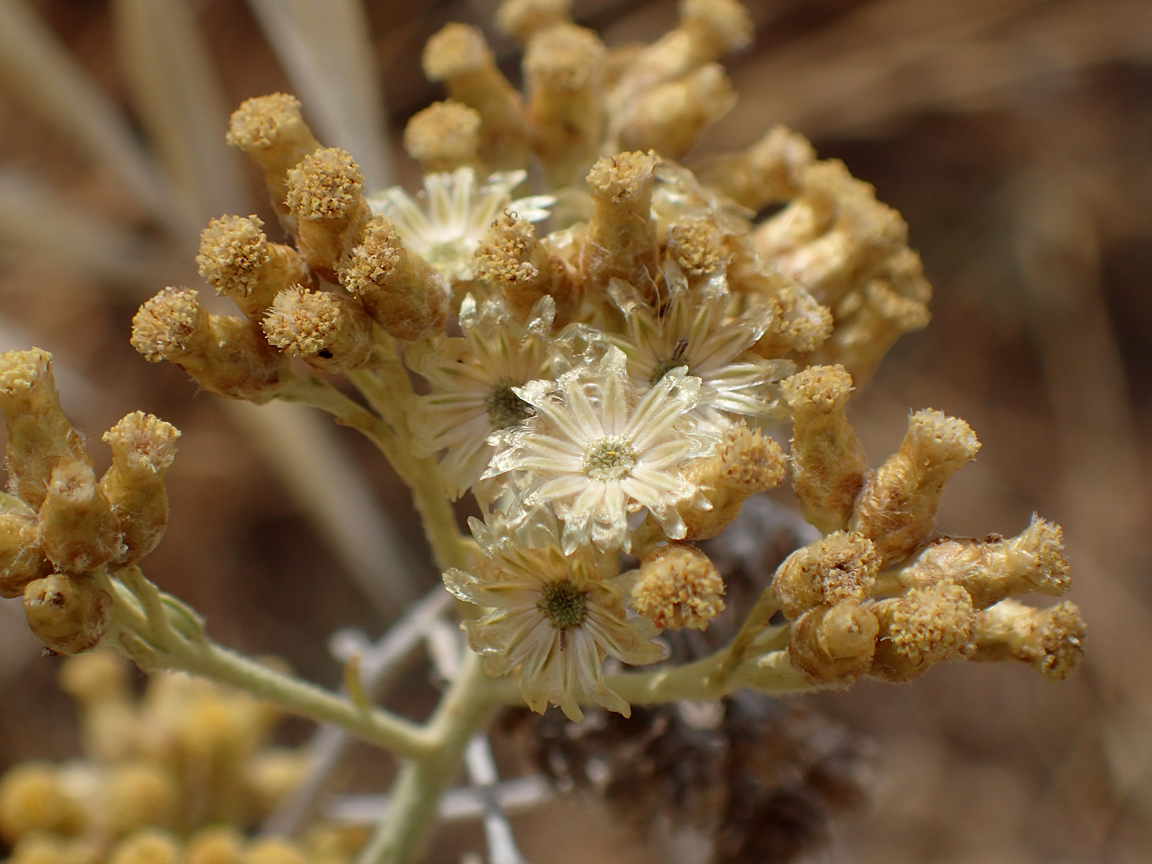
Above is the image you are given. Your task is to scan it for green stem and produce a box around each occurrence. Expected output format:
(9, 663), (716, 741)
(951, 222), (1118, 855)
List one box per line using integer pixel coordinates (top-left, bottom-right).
(103, 572), (435, 761)
(279, 375), (469, 572)
(356, 651), (498, 864)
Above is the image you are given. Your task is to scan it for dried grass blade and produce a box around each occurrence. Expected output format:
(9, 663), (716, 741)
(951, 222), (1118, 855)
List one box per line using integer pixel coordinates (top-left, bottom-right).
(245, 0), (391, 190)
(113, 0), (252, 238)
(0, 0), (173, 227)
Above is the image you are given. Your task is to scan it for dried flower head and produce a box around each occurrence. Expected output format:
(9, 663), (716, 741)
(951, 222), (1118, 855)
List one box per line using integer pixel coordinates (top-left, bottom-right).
(445, 516), (665, 721)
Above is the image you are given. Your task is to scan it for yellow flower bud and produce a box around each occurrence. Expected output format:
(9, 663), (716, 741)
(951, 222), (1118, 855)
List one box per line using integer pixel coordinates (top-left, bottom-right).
(0, 497), (52, 599)
(788, 600), (879, 685)
(849, 409), (980, 568)
(186, 827), (245, 864)
(617, 64), (736, 159)
(0, 762), (85, 845)
(337, 216), (450, 342)
(474, 212), (579, 326)
(38, 459), (118, 573)
(100, 412), (181, 564)
(773, 531), (879, 620)
(0, 349), (88, 510)
(422, 23), (528, 170)
(496, 0), (572, 43)
(781, 364), (868, 534)
(23, 573), (112, 655)
(131, 288), (288, 403)
(226, 94), (320, 228)
(699, 124), (815, 211)
(262, 286), (375, 373)
(631, 542), (725, 630)
(242, 838), (308, 864)
(894, 515), (1069, 610)
(869, 581), (975, 682)
(677, 424), (786, 541)
(523, 23), (606, 184)
(285, 147), (372, 282)
(104, 762), (181, 837)
(403, 100), (484, 175)
(966, 598), (1085, 681)
(197, 215), (312, 320)
(107, 829), (180, 864)
(581, 151), (660, 301)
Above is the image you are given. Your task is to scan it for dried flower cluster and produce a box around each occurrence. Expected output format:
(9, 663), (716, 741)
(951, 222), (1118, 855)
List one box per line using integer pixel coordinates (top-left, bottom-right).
(0, 1), (1084, 862)
(0, 653), (356, 864)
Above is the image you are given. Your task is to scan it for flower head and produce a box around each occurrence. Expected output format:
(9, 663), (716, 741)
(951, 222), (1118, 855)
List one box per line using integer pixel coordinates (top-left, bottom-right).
(444, 515), (665, 721)
(602, 263), (794, 426)
(407, 294), (557, 498)
(367, 168), (552, 282)
(485, 346), (716, 553)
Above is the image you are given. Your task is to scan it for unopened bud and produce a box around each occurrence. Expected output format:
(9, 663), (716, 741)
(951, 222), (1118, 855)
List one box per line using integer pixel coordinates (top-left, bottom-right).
(700, 125), (816, 211)
(39, 459), (117, 573)
(337, 217), (450, 342)
(285, 147), (372, 281)
(422, 24), (528, 170)
(262, 286), (375, 373)
(631, 542), (725, 630)
(131, 288), (288, 402)
(678, 424), (786, 541)
(617, 64), (736, 159)
(869, 581), (974, 682)
(0, 497), (52, 599)
(23, 573), (112, 655)
(403, 100), (484, 174)
(523, 23), (606, 184)
(0, 762), (85, 845)
(496, 0), (572, 43)
(100, 412), (181, 564)
(788, 600), (879, 685)
(773, 531), (879, 620)
(781, 365), (868, 534)
(226, 94), (320, 228)
(965, 598), (1085, 681)
(581, 151), (660, 300)
(0, 349), (89, 509)
(849, 409), (980, 567)
(474, 213), (578, 325)
(895, 515), (1069, 610)
(107, 830), (180, 864)
(197, 215), (312, 319)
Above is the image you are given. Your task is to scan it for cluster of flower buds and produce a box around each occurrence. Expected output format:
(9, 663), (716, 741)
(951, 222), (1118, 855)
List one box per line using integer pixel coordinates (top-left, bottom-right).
(774, 364), (1083, 685)
(118, 0), (1079, 722)
(0, 350), (180, 655)
(0, 653), (353, 864)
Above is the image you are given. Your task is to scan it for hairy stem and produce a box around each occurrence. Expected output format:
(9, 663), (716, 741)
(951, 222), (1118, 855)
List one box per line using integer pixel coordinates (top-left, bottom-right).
(356, 651), (498, 864)
(103, 570), (436, 760)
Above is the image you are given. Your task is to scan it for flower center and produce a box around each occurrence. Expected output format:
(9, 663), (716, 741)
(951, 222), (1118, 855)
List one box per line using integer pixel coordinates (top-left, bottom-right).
(582, 436), (636, 482)
(486, 382), (531, 428)
(648, 337), (691, 386)
(537, 579), (588, 631)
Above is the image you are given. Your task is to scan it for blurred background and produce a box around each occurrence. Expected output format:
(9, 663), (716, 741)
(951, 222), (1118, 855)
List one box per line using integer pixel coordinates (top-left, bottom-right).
(0, 0), (1150, 862)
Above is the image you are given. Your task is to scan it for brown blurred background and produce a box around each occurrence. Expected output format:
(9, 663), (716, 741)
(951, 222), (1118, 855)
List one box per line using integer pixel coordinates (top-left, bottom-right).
(1, 1), (1150, 862)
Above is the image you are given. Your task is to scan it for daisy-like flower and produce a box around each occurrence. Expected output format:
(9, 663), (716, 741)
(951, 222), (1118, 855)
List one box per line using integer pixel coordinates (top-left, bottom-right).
(485, 346), (716, 554)
(444, 515), (666, 721)
(366, 167), (553, 282)
(407, 294), (557, 499)
(602, 265), (795, 426)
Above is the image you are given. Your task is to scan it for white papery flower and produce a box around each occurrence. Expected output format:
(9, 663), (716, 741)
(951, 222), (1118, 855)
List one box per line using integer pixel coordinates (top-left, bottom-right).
(444, 515), (665, 722)
(366, 167), (552, 282)
(604, 264), (794, 426)
(407, 294), (556, 499)
(485, 346), (716, 554)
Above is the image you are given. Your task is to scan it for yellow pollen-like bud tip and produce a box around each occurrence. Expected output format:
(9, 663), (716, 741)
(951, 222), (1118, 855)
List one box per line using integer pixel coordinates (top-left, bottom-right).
(631, 543), (726, 630)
